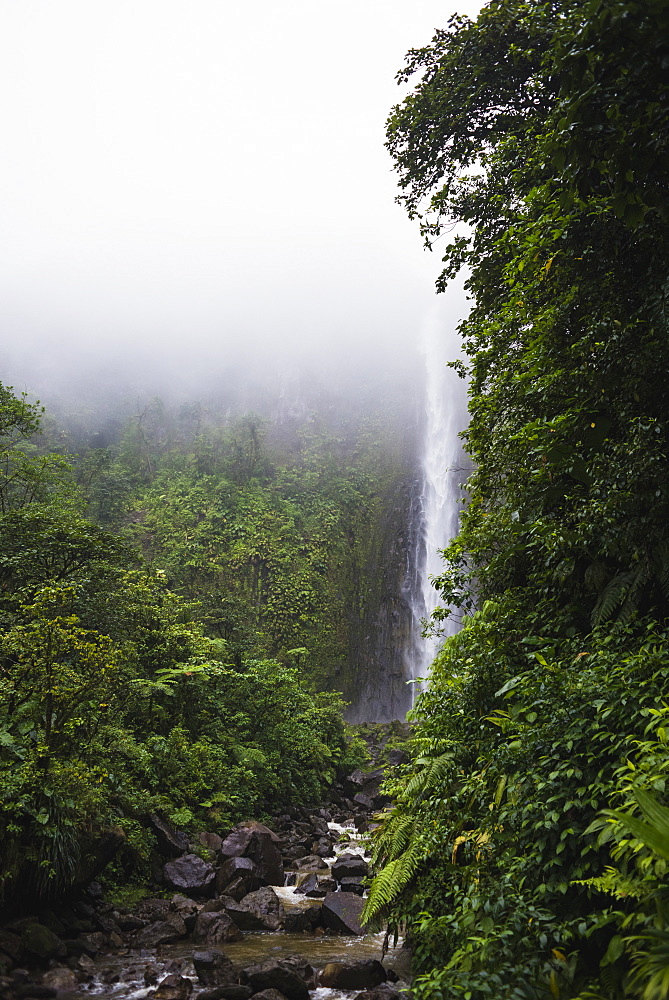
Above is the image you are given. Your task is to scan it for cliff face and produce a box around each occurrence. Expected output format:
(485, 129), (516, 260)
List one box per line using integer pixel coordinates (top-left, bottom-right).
(343, 470), (421, 722)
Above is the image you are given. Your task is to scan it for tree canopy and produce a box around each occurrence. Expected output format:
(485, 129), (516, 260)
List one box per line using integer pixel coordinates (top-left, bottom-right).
(365, 2), (669, 997)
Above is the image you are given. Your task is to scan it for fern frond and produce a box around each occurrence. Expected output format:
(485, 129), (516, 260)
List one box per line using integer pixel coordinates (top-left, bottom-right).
(363, 838), (424, 926)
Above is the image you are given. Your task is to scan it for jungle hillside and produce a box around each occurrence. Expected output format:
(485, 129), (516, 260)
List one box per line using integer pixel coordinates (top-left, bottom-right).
(363, 1), (669, 999)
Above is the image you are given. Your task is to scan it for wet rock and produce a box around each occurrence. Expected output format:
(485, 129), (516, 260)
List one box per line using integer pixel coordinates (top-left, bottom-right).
(332, 854), (368, 881)
(293, 855), (328, 871)
(282, 903), (322, 933)
(138, 898), (172, 920)
(225, 887), (284, 931)
(216, 857), (260, 896)
(192, 911), (243, 945)
(321, 892), (365, 935)
(387, 749), (408, 766)
(20, 924), (67, 961)
(115, 913), (146, 932)
(42, 966), (78, 992)
(220, 875), (261, 902)
(294, 874), (335, 898)
(144, 964), (161, 985)
(219, 822), (283, 887)
(0, 951), (13, 975)
(164, 854), (217, 898)
(133, 917), (187, 948)
(199, 832), (223, 853)
(340, 877), (366, 896)
(242, 955), (313, 1000)
(353, 986), (405, 1000)
(352, 792), (375, 810)
(318, 960), (387, 990)
(192, 949), (236, 986)
(147, 814), (190, 857)
(153, 972), (193, 999)
(197, 988), (252, 1000)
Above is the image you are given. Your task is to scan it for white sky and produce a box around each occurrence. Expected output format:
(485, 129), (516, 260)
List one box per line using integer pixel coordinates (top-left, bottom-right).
(0, 0), (480, 398)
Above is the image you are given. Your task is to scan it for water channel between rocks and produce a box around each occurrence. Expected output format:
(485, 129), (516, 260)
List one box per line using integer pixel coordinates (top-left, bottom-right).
(56, 822), (409, 1000)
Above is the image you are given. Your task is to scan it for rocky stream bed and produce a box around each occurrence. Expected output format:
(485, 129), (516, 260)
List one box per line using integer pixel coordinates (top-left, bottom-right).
(0, 759), (412, 1000)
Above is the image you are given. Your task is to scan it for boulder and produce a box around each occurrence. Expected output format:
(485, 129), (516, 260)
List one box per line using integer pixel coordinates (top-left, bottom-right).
(42, 966), (78, 992)
(20, 924), (67, 961)
(15, 985), (56, 999)
(340, 877), (365, 896)
(294, 874), (335, 898)
(219, 822), (283, 886)
(220, 875), (261, 901)
(216, 857), (260, 896)
(133, 917), (187, 948)
(199, 832), (223, 853)
(242, 955), (313, 1000)
(192, 949), (236, 986)
(192, 911), (243, 945)
(250, 992), (290, 1000)
(153, 972), (193, 999)
(225, 887), (284, 931)
(352, 792), (375, 810)
(293, 855), (329, 870)
(319, 960), (387, 990)
(332, 854), (368, 881)
(148, 813), (190, 857)
(164, 854), (216, 898)
(282, 902), (322, 933)
(321, 892), (365, 935)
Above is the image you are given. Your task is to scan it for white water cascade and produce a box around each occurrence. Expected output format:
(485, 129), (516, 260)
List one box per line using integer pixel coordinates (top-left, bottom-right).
(405, 308), (469, 704)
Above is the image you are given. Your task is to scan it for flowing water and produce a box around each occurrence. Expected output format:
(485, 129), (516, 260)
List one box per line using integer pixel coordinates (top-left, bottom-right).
(59, 823), (407, 999)
(404, 309), (469, 704)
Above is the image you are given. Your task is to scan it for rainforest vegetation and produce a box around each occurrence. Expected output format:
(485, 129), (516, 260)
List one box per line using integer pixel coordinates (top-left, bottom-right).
(363, 0), (669, 998)
(0, 372), (419, 907)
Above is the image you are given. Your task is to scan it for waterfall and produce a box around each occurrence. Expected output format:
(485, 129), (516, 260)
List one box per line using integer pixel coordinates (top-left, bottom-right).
(405, 307), (468, 703)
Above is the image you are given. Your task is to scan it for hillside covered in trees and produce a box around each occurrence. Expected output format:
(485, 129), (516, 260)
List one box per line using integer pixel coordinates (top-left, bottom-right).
(363, 0), (669, 998)
(0, 369), (420, 907)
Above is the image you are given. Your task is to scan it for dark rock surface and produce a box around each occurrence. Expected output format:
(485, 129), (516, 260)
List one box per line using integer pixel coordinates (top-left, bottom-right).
(164, 855), (217, 898)
(319, 959), (387, 989)
(148, 813), (190, 857)
(321, 892), (365, 935)
(192, 949), (236, 986)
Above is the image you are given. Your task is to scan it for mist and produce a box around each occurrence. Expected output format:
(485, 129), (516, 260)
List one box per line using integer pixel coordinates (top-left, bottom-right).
(0, 0), (478, 416)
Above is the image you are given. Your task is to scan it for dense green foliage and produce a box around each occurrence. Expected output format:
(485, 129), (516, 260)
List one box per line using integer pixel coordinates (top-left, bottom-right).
(365, 1), (669, 997)
(0, 386), (369, 906)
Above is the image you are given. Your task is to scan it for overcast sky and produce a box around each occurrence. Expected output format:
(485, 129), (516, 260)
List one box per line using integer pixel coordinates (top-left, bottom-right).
(0, 0), (480, 402)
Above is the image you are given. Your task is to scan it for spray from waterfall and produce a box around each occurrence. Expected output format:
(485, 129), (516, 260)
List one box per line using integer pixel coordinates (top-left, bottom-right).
(405, 307), (468, 704)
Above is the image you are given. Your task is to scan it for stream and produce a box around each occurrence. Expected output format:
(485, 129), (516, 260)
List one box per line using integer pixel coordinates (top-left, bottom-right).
(53, 822), (409, 1000)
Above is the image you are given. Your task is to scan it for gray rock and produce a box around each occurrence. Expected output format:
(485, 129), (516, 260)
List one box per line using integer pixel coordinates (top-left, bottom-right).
(242, 955), (313, 1000)
(332, 854), (368, 881)
(164, 854), (217, 898)
(133, 917), (187, 948)
(319, 960), (387, 990)
(192, 911), (243, 945)
(20, 924), (67, 961)
(192, 949), (236, 986)
(41, 967), (78, 992)
(321, 892), (365, 935)
(148, 813), (190, 857)
(219, 822), (283, 886)
(293, 855), (329, 870)
(153, 972), (193, 999)
(225, 887), (284, 931)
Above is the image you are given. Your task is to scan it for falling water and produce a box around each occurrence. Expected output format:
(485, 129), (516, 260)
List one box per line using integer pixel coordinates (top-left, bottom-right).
(405, 308), (468, 704)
